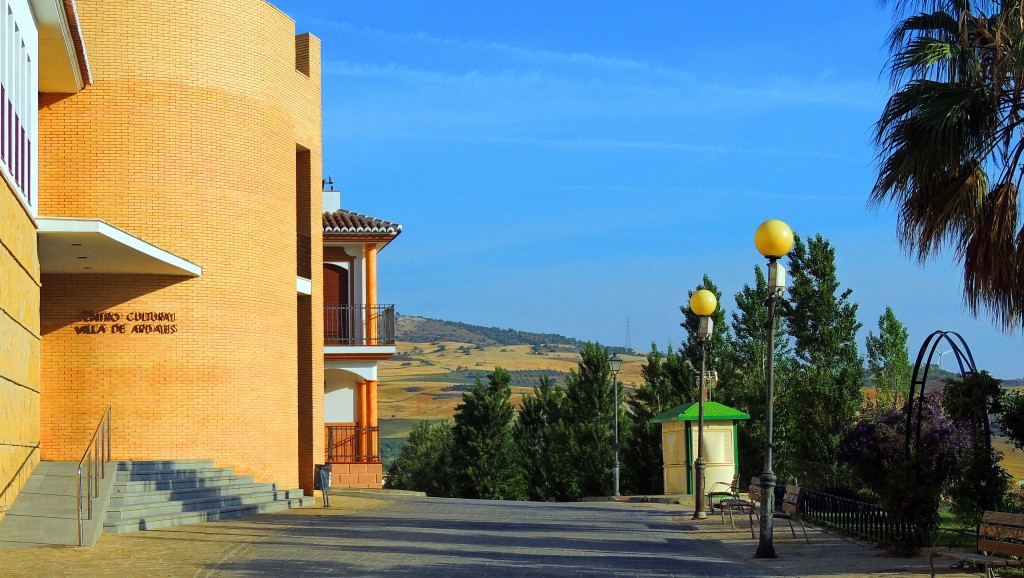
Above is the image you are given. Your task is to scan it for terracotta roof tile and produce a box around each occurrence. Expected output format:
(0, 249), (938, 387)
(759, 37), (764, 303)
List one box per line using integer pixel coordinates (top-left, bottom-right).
(323, 209), (402, 235)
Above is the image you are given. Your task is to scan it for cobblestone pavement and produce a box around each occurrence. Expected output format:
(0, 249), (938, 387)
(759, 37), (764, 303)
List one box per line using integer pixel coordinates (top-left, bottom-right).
(0, 493), (981, 577)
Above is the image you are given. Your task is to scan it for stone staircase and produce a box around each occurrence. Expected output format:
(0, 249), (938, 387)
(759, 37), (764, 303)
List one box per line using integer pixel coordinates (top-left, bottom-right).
(104, 460), (313, 534)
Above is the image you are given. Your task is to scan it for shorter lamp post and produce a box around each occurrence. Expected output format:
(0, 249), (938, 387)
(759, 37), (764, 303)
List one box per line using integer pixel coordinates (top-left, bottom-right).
(610, 352), (623, 497)
(753, 218), (794, 559)
(689, 288), (717, 520)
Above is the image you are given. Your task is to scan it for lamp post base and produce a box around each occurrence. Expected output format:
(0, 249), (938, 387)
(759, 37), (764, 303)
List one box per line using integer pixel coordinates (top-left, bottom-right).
(692, 457), (707, 520)
(754, 471), (777, 558)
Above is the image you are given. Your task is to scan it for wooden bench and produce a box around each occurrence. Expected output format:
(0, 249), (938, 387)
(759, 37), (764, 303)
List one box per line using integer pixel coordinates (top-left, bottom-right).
(749, 482), (810, 543)
(930, 511), (1024, 578)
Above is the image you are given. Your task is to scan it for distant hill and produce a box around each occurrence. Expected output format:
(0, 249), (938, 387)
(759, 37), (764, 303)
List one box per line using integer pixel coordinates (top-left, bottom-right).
(397, 314), (631, 354)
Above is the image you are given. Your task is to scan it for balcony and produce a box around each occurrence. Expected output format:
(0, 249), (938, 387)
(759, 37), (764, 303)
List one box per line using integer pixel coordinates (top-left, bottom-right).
(324, 304), (396, 346)
(326, 425), (379, 463)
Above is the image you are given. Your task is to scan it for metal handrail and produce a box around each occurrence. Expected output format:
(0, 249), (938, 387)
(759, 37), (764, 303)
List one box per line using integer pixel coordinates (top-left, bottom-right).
(0, 444), (40, 517)
(324, 304), (396, 346)
(77, 407), (112, 547)
(326, 425), (380, 462)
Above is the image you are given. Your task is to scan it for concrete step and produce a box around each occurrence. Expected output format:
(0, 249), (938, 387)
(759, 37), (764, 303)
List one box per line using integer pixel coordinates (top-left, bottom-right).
(109, 482), (276, 507)
(115, 460), (215, 472)
(102, 460), (313, 535)
(115, 467), (237, 483)
(103, 496), (314, 534)
(106, 488), (280, 519)
(115, 473), (257, 493)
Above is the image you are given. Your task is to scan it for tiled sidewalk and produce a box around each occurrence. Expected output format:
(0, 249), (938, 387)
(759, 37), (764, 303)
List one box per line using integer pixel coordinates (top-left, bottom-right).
(0, 493), (981, 577)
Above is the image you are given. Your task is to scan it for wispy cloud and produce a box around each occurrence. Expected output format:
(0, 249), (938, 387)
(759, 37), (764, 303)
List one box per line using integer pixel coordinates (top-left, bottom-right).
(312, 20), (692, 79)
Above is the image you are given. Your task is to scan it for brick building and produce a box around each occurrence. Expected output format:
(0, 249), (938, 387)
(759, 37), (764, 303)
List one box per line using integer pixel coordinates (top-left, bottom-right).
(0, 0), (391, 519)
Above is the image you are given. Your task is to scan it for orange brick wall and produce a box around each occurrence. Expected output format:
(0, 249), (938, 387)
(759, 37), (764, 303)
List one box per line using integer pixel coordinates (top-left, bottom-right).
(36, 0), (323, 490)
(331, 463), (384, 489)
(0, 182), (41, 517)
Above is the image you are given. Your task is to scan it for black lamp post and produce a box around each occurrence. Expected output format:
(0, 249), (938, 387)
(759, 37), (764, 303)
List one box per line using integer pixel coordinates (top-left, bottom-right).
(689, 289), (717, 520)
(610, 352), (623, 497)
(753, 219), (793, 559)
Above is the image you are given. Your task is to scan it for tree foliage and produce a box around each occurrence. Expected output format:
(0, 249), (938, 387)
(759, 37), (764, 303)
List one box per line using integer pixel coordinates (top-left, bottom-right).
(944, 371), (1010, 523)
(997, 387), (1024, 452)
(721, 265), (793, 481)
(779, 234), (864, 485)
(838, 394), (968, 550)
(679, 275), (733, 391)
(548, 342), (615, 501)
(513, 375), (564, 501)
(384, 421), (455, 497)
(873, 0), (1024, 330)
(451, 367), (525, 500)
(866, 307), (912, 412)
(623, 343), (694, 494)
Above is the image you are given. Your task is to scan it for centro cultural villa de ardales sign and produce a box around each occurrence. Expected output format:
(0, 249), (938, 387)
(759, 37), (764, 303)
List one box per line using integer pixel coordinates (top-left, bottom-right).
(74, 310), (178, 335)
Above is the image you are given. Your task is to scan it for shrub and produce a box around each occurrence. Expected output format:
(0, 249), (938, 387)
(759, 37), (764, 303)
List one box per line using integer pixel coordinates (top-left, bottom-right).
(384, 421), (454, 497)
(838, 393), (967, 551)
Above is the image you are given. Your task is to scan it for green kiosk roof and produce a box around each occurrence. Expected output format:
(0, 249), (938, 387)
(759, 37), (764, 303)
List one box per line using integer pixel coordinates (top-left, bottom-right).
(649, 401), (750, 424)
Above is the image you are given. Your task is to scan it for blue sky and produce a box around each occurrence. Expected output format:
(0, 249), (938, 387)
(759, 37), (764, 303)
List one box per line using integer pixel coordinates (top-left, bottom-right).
(275, 1), (1023, 379)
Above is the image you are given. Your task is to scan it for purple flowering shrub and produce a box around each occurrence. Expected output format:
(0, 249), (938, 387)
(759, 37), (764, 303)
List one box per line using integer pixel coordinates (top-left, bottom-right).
(838, 393), (969, 548)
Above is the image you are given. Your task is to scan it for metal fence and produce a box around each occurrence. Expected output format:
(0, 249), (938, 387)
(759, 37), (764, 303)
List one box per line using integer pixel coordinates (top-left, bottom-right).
(326, 425), (379, 462)
(800, 488), (918, 546)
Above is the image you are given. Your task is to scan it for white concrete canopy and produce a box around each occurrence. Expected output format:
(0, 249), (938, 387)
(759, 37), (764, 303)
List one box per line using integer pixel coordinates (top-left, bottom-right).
(37, 217), (201, 275)
(31, 0), (88, 92)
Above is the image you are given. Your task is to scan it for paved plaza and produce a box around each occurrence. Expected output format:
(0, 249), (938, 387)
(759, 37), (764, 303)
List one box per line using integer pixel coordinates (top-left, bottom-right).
(0, 492), (979, 577)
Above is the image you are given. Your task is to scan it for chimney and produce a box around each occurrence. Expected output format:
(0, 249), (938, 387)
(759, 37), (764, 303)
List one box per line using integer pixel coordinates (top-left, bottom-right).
(322, 190), (341, 213)
(321, 174), (340, 212)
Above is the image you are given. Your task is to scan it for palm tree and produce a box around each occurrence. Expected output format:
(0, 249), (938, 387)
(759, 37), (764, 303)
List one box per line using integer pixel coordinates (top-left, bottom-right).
(872, 0), (1024, 330)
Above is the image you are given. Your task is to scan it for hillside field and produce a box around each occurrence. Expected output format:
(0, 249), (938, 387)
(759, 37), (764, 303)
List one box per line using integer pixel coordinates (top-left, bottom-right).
(378, 342), (646, 438)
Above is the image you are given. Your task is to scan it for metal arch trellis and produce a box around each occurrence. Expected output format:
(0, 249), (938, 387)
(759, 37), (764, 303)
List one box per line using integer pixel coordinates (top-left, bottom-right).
(903, 330), (997, 511)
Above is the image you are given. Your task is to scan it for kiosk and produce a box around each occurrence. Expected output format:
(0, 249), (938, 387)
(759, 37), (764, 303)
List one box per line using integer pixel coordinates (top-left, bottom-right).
(650, 402), (749, 495)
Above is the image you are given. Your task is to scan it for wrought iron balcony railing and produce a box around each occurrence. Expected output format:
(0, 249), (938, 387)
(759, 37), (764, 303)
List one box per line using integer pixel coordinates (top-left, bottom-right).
(324, 304), (395, 346)
(325, 425), (379, 463)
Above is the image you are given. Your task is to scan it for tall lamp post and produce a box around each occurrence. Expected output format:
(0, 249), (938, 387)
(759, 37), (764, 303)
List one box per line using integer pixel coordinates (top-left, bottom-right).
(610, 352), (623, 497)
(753, 218), (793, 559)
(689, 289), (717, 520)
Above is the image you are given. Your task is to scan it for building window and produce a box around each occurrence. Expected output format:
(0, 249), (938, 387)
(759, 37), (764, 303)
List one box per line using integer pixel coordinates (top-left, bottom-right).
(1, 0), (38, 215)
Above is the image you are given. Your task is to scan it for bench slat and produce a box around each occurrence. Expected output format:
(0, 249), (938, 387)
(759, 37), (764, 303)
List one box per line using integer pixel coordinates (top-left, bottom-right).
(978, 538), (1024, 558)
(982, 512), (1024, 525)
(932, 551), (1016, 567)
(980, 525), (1024, 541)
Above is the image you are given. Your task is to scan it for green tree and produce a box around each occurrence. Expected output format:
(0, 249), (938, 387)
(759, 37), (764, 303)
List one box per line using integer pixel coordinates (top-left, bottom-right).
(514, 375), (564, 501)
(384, 421), (455, 497)
(549, 342), (614, 501)
(779, 234), (864, 485)
(722, 265), (793, 481)
(873, 0), (1024, 331)
(865, 307), (912, 412)
(997, 388), (1024, 452)
(451, 367), (525, 500)
(623, 276), (733, 495)
(623, 344), (683, 494)
(945, 371), (1010, 523)
(679, 276), (734, 394)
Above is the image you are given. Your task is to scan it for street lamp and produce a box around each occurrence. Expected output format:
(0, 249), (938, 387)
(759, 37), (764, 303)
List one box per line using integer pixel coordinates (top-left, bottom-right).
(753, 218), (794, 559)
(689, 288), (717, 520)
(609, 352), (623, 497)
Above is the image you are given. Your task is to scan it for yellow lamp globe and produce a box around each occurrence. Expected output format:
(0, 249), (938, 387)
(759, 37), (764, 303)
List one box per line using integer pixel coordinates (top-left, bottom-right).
(754, 219), (794, 259)
(690, 289), (717, 316)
